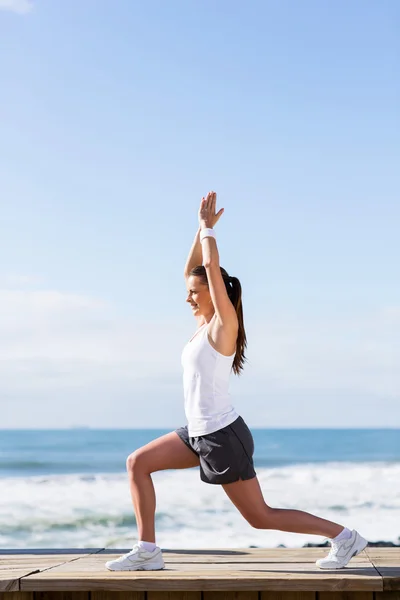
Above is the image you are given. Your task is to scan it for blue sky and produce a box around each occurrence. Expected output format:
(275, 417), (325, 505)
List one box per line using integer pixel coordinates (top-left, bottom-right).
(0, 0), (398, 428)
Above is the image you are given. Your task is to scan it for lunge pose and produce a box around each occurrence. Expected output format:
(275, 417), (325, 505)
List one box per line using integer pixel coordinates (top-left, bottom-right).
(106, 191), (368, 572)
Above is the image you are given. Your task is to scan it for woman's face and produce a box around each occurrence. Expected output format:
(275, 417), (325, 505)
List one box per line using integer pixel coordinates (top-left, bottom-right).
(186, 275), (212, 317)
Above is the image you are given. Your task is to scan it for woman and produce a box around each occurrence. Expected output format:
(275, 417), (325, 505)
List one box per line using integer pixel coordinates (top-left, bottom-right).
(106, 191), (368, 572)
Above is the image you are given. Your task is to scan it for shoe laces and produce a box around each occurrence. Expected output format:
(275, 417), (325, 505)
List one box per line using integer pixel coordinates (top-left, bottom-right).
(116, 544), (140, 561)
(327, 539), (339, 558)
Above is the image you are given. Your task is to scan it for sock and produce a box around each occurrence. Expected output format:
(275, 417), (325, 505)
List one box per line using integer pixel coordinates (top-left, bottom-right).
(138, 540), (157, 552)
(332, 527), (352, 542)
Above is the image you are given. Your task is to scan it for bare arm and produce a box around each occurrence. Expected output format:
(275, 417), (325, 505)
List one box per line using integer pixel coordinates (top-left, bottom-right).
(199, 191), (223, 267)
(201, 233), (219, 267)
(200, 192), (237, 326)
(184, 192), (224, 278)
(184, 227), (202, 278)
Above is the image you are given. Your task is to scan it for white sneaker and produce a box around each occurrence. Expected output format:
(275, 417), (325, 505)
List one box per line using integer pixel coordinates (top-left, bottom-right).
(105, 544), (165, 571)
(316, 529), (368, 569)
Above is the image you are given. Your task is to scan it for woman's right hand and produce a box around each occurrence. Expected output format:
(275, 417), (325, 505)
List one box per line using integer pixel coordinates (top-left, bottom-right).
(198, 191), (224, 228)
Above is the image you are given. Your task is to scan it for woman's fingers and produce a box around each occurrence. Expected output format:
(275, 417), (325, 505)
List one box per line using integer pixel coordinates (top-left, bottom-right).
(200, 191), (220, 221)
(215, 207), (224, 224)
(207, 191), (215, 213)
(213, 192), (218, 217)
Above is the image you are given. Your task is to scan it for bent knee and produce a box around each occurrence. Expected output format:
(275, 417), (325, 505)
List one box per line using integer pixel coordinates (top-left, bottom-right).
(126, 449), (148, 476)
(126, 451), (136, 473)
(249, 518), (270, 529)
(249, 521), (263, 529)
(247, 506), (276, 529)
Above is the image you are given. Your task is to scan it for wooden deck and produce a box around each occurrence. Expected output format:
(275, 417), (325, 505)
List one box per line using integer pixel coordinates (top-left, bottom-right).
(0, 548), (399, 597)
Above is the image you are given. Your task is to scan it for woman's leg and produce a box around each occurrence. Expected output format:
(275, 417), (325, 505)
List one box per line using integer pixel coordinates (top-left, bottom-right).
(126, 432), (199, 543)
(222, 477), (343, 538)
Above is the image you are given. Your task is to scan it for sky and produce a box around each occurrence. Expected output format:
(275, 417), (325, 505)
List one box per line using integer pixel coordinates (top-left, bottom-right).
(0, 0), (398, 428)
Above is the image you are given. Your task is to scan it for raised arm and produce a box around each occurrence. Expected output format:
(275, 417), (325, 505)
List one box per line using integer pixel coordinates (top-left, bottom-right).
(199, 192), (237, 326)
(184, 227), (202, 279)
(184, 193), (224, 279)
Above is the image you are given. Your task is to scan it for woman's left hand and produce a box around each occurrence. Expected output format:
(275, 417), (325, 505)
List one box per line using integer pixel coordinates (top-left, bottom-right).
(198, 191), (224, 229)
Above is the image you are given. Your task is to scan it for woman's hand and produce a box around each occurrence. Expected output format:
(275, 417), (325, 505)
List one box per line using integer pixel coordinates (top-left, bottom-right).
(198, 191), (224, 229)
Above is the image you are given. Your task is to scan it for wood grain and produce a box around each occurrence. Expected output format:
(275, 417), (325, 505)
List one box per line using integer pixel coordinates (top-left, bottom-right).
(375, 593), (400, 600)
(0, 551), (99, 593)
(148, 592), (201, 600)
(92, 591), (145, 600)
(204, 592), (258, 600)
(364, 549), (400, 591)
(0, 593), (33, 600)
(0, 548), (393, 593)
(34, 592), (89, 600)
(261, 592), (315, 600)
(97, 549), (368, 564)
(319, 592), (374, 600)
(0, 571), (38, 593)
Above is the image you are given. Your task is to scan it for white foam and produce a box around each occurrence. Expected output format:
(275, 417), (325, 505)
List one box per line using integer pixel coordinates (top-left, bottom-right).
(1, 462), (399, 548)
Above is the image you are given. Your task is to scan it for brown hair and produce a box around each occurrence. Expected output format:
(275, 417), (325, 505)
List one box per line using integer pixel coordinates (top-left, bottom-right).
(189, 265), (247, 376)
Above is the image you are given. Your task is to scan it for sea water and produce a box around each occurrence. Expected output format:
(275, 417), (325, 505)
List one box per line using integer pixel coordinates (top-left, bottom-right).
(1, 428), (399, 548)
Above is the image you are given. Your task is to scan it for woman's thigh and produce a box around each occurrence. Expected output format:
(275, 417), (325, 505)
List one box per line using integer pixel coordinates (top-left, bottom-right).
(128, 431), (200, 474)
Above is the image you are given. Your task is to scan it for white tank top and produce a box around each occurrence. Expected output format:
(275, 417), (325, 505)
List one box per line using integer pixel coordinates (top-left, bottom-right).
(181, 317), (239, 437)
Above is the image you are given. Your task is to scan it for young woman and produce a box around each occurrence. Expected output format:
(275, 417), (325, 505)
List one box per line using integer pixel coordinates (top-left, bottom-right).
(106, 191), (368, 572)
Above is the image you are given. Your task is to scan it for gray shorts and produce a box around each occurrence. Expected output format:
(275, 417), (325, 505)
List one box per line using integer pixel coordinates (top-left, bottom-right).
(175, 415), (256, 485)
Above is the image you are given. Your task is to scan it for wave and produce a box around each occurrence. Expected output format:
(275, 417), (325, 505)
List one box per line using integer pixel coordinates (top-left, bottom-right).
(0, 460), (95, 470)
(1, 463), (400, 549)
(0, 511), (184, 535)
(0, 459), (124, 477)
(2, 456), (398, 478)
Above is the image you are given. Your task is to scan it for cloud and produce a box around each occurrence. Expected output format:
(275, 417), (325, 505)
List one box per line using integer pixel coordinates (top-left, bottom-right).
(0, 277), (398, 427)
(245, 308), (399, 399)
(0, 284), (189, 399)
(0, 0), (33, 13)
(0, 274), (43, 288)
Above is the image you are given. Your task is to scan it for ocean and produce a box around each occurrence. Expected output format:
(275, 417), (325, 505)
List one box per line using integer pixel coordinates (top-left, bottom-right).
(1, 428), (399, 549)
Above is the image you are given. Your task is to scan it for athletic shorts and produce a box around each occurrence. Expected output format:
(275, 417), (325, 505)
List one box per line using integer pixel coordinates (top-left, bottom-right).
(175, 415), (256, 485)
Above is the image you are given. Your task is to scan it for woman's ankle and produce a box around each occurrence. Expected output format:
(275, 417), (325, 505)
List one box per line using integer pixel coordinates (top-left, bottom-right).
(138, 540), (157, 552)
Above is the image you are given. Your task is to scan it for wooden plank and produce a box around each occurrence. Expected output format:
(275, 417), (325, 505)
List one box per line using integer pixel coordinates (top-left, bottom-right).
(23, 552), (372, 568)
(364, 549), (400, 591)
(0, 548), (378, 593)
(0, 594), (33, 600)
(33, 592), (89, 600)
(19, 574), (382, 593)
(0, 593), (33, 600)
(92, 592), (144, 600)
(319, 592), (374, 600)
(0, 592), (34, 600)
(375, 593), (400, 600)
(100, 549), (367, 564)
(0, 552), (104, 575)
(374, 567), (400, 587)
(365, 550), (400, 563)
(261, 592), (315, 600)
(18, 553), (381, 591)
(92, 593), (145, 600)
(150, 562), (374, 572)
(0, 570), (38, 593)
(149, 592), (201, 600)
(0, 552), (100, 593)
(0, 556), (87, 572)
(365, 550), (400, 557)
(204, 592), (258, 600)
(21, 554), (366, 570)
